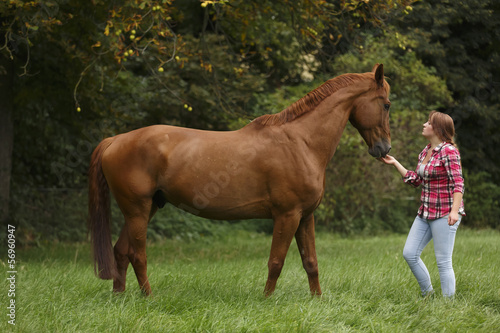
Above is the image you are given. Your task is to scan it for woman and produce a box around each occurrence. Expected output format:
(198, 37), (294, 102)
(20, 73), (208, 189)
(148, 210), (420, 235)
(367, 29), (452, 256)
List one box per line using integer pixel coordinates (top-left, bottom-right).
(380, 111), (465, 298)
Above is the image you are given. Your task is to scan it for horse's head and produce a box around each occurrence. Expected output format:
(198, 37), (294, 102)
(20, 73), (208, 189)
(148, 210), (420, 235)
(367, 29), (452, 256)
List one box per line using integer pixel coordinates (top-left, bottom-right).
(349, 64), (392, 158)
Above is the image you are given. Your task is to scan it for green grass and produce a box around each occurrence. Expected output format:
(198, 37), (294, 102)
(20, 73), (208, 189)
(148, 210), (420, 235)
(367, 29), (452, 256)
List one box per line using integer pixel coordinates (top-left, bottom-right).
(2, 229), (500, 332)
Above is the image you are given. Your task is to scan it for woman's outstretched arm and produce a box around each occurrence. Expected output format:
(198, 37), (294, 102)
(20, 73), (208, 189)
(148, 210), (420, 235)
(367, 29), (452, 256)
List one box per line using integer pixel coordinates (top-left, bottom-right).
(378, 155), (408, 178)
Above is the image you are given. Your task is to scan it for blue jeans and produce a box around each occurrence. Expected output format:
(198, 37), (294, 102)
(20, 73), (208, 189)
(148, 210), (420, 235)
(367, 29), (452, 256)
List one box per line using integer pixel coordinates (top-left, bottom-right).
(403, 215), (461, 297)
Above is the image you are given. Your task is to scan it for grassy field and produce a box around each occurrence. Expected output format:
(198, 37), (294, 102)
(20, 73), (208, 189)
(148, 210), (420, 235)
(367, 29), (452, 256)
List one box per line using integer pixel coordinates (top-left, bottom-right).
(2, 229), (500, 332)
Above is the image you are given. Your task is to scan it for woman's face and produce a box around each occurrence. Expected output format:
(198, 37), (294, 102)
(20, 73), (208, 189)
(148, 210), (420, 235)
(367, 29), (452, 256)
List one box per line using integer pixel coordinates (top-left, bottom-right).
(422, 119), (435, 139)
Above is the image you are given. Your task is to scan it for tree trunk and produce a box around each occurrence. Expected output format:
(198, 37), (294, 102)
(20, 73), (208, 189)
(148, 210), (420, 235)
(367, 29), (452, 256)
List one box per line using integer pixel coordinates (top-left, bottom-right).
(0, 53), (14, 223)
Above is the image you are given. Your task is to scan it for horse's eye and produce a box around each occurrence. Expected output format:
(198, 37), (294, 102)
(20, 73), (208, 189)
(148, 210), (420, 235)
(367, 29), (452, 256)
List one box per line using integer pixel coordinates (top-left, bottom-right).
(384, 104), (391, 111)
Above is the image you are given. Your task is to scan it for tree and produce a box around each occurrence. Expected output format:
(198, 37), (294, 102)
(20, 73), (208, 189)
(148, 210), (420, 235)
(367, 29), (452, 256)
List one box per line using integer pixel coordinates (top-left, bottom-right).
(1, 0), (62, 222)
(0, 42), (14, 223)
(1, 0), (182, 222)
(399, 0), (500, 181)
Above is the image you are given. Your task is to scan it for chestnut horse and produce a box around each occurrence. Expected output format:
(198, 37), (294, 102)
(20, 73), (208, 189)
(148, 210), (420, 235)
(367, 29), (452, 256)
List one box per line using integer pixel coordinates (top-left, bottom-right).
(88, 64), (391, 296)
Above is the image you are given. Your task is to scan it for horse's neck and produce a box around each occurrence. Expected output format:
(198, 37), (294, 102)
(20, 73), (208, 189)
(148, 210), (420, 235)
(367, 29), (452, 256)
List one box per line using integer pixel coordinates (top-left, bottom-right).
(284, 88), (357, 167)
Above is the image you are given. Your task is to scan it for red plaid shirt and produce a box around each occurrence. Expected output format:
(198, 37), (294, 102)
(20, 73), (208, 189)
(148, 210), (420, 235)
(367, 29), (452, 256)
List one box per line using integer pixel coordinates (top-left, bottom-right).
(403, 142), (465, 220)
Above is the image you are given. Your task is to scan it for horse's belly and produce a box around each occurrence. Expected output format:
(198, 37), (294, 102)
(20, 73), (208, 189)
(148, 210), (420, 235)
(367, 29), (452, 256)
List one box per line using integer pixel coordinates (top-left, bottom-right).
(161, 160), (271, 219)
(165, 185), (271, 220)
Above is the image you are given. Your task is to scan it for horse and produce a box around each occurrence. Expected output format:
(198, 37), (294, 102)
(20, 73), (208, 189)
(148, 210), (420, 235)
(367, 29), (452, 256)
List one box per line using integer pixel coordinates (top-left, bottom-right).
(88, 63), (391, 296)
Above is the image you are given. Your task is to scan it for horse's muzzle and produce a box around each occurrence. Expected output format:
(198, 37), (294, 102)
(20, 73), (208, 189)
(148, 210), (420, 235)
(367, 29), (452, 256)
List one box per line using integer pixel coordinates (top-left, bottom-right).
(368, 140), (391, 158)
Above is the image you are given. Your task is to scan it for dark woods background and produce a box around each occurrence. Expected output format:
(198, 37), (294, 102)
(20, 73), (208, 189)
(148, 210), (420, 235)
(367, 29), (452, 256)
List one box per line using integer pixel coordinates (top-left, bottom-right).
(1, 0), (499, 246)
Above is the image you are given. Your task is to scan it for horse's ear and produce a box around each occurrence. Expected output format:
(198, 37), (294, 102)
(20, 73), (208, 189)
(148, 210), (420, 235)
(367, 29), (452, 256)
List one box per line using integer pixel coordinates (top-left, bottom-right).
(371, 63), (380, 72)
(374, 63), (384, 88)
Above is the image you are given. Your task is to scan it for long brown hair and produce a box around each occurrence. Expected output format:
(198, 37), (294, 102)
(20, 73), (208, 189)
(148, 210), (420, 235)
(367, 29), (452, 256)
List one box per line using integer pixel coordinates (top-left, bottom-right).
(429, 110), (457, 147)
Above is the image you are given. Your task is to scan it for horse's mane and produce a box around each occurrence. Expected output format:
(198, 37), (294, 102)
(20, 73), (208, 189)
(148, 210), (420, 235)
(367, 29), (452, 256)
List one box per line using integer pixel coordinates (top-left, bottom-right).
(253, 73), (368, 126)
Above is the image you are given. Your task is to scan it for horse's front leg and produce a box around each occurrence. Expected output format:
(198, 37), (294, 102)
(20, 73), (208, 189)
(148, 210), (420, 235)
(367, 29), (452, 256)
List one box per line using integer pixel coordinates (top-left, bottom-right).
(264, 211), (301, 297)
(295, 214), (321, 296)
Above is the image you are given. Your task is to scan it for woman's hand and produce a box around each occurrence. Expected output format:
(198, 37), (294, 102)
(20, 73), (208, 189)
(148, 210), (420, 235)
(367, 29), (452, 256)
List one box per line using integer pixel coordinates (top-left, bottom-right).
(378, 154), (397, 165)
(378, 154), (409, 178)
(448, 192), (463, 226)
(448, 211), (459, 226)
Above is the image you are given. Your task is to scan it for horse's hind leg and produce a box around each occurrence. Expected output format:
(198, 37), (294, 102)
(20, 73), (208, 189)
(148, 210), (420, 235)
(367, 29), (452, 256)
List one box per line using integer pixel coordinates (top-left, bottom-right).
(124, 204), (158, 295)
(113, 224), (131, 293)
(295, 214), (321, 296)
(125, 216), (150, 295)
(112, 189), (158, 296)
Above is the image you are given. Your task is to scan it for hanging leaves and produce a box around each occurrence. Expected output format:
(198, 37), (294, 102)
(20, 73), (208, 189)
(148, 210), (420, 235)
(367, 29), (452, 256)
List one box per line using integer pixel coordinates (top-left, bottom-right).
(100, 1), (177, 65)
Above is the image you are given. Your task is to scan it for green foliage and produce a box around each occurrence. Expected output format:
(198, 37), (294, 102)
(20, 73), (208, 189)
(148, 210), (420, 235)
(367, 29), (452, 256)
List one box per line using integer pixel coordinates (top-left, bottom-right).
(331, 32), (453, 112)
(9, 188), (89, 247)
(463, 170), (500, 229)
(148, 205), (232, 242)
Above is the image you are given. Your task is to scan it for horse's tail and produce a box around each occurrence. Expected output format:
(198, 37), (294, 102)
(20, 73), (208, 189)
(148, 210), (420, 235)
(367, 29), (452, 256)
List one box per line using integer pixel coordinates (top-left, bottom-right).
(88, 137), (117, 280)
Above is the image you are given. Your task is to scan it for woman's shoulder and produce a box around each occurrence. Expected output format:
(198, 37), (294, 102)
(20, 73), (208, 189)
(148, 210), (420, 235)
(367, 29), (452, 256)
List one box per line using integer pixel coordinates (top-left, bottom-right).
(441, 143), (460, 157)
